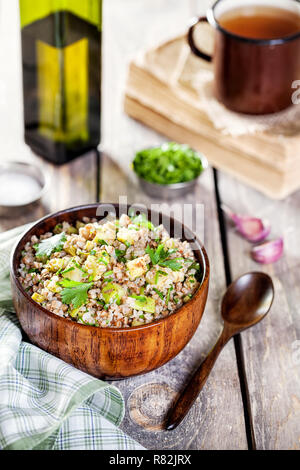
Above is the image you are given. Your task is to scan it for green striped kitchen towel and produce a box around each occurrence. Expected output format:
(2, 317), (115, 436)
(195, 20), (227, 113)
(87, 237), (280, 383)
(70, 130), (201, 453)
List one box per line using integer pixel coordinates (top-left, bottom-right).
(0, 225), (143, 450)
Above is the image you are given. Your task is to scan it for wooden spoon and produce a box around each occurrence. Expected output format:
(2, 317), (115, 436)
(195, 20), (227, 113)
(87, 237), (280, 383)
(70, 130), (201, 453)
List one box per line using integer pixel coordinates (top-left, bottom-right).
(166, 272), (274, 431)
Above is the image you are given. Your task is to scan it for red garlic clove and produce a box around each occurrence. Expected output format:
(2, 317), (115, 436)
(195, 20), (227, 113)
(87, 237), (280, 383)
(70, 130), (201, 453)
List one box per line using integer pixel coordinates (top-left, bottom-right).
(222, 205), (271, 243)
(251, 237), (284, 264)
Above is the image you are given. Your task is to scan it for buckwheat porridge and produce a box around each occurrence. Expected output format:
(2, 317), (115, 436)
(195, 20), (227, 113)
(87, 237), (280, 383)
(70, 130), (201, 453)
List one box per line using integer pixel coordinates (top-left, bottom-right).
(18, 213), (201, 328)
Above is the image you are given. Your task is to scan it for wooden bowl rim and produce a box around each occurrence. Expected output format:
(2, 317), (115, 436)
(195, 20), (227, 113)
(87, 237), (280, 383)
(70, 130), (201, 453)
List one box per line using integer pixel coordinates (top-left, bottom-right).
(11, 203), (210, 334)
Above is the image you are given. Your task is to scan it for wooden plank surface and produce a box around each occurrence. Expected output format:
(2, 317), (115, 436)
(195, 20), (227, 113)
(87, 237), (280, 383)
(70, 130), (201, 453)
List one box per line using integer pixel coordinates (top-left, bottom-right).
(101, 0), (247, 450)
(218, 173), (300, 450)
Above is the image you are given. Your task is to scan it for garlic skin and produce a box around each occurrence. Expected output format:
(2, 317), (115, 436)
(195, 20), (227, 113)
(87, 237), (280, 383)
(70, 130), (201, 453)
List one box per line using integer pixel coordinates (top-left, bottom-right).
(222, 205), (271, 243)
(251, 237), (284, 264)
(232, 215), (271, 243)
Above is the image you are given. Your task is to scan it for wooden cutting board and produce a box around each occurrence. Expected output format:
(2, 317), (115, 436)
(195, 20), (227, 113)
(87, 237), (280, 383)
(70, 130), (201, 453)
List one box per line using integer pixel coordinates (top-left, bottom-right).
(124, 35), (300, 199)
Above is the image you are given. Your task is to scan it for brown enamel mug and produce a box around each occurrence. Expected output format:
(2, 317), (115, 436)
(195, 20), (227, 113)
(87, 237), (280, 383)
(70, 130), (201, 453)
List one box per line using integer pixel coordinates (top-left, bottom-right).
(188, 0), (300, 114)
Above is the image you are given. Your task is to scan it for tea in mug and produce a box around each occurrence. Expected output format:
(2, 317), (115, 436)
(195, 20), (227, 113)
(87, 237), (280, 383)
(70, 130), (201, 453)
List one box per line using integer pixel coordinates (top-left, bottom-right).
(218, 5), (300, 40)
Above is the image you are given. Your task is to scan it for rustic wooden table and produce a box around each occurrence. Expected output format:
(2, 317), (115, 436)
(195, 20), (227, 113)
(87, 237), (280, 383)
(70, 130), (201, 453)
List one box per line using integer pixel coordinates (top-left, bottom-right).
(0, 0), (299, 450)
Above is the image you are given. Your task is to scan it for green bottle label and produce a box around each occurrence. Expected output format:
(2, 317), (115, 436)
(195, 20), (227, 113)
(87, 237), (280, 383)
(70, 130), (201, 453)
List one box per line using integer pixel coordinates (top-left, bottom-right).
(20, 0), (102, 29)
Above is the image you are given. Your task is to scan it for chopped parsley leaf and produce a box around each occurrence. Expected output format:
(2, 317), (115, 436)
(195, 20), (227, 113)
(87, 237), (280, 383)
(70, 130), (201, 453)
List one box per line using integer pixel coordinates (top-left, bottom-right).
(59, 279), (93, 309)
(146, 244), (180, 270)
(28, 268), (39, 274)
(158, 259), (182, 271)
(115, 249), (126, 263)
(35, 232), (66, 259)
(133, 142), (204, 185)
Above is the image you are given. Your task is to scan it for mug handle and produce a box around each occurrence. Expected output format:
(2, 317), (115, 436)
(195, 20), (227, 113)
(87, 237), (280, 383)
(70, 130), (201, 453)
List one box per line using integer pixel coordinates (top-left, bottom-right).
(188, 16), (212, 63)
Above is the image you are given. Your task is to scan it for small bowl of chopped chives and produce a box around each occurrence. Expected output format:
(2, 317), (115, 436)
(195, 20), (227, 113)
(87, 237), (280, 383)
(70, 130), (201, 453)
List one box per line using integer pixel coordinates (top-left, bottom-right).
(132, 142), (208, 199)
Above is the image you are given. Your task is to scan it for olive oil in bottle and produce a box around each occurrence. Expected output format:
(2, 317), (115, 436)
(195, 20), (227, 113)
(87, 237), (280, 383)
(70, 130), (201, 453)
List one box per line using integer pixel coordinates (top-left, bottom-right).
(20, 0), (102, 164)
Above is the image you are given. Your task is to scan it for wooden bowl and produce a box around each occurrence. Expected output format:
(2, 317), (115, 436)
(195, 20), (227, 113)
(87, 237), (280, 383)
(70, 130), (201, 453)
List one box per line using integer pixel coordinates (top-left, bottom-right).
(10, 203), (209, 379)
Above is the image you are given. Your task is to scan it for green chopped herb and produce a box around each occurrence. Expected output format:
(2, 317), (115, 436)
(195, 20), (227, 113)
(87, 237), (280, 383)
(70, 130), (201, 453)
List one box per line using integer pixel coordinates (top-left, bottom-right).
(189, 262), (201, 271)
(53, 223), (63, 234)
(81, 320), (95, 326)
(90, 250), (96, 255)
(133, 142), (204, 185)
(77, 265), (89, 278)
(61, 267), (75, 276)
(167, 249), (178, 256)
(153, 288), (164, 300)
(129, 212), (155, 231)
(103, 271), (114, 279)
(158, 270), (168, 276)
(132, 295), (147, 303)
(159, 259), (182, 271)
(154, 269), (168, 285)
(145, 245), (155, 263)
(115, 249), (126, 263)
(59, 279), (93, 309)
(35, 232), (66, 259)
(166, 285), (174, 304)
(97, 239), (108, 246)
(28, 268), (39, 274)
(145, 244), (168, 265)
(146, 244), (182, 271)
(188, 262), (202, 282)
(139, 314), (145, 319)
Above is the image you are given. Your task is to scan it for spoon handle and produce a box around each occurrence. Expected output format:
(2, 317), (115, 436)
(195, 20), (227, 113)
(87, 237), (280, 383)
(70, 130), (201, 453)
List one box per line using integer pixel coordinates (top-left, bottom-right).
(166, 327), (231, 431)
